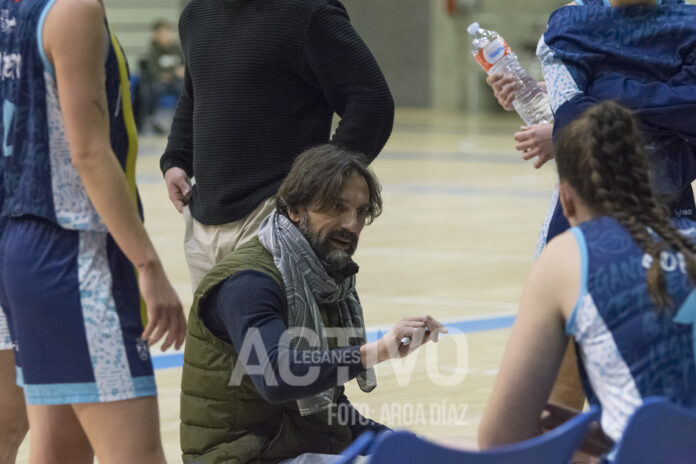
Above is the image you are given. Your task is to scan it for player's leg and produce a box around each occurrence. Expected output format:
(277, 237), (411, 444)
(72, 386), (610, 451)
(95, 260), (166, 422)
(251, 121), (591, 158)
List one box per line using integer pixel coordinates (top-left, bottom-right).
(67, 232), (166, 463)
(0, 347), (28, 464)
(0, 268), (29, 464)
(26, 404), (92, 464)
(1, 219), (163, 463)
(72, 396), (165, 464)
(0, 218), (96, 463)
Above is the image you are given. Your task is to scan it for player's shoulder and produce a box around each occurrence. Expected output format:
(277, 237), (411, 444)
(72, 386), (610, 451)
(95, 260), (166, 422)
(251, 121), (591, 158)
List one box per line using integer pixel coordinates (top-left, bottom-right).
(535, 229), (581, 284)
(51, 0), (103, 14)
(45, 0), (104, 27)
(542, 228), (579, 260)
(43, 0), (105, 45)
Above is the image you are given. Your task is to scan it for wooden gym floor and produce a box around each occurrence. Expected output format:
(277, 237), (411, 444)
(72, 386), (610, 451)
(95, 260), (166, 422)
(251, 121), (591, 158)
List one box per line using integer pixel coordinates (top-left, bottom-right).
(16, 109), (558, 462)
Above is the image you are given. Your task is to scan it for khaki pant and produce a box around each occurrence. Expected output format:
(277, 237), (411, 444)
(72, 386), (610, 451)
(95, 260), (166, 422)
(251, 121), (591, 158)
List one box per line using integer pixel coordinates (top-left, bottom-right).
(183, 196), (276, 291)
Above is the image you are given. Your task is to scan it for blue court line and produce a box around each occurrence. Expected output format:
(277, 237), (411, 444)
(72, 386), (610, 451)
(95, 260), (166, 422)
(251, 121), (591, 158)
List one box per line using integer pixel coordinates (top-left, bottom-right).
(151, 314), (516, 370)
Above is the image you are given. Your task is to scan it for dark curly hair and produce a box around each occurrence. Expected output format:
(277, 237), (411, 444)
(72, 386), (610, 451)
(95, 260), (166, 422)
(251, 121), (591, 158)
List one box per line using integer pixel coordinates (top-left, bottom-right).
(556, 101), (696, 309)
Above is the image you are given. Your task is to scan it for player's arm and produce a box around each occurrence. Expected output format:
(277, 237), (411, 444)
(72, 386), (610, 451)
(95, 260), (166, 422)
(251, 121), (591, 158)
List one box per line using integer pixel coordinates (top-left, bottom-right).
(42, 0), (185, 350)
(478, 232), (580, 448)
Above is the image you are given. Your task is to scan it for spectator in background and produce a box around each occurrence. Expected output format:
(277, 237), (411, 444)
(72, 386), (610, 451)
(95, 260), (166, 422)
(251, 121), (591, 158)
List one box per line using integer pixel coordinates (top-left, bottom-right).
(138, 19), (184, 134)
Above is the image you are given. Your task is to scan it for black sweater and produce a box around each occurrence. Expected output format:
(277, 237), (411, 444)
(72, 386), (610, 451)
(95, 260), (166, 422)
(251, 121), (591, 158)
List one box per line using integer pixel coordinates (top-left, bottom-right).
(160, 0), (394, 225)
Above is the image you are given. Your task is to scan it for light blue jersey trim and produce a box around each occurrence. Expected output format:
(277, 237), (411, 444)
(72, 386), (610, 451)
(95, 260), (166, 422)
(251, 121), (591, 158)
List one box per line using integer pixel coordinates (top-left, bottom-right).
(566, 227), (588, 334)
(21, 375), (156, 405)
(78, 231), (136, 401)
(2, 100), (14, 157)
(576, 0), (585, 4)
(37, 0), (58, 78)
(132, 375), (158, 394)
(674, 289), (696, 364)
(16, 367), (23, 388)
(25, 381), (100, 404)
(0, 309), (11, 348)
(17, 352), (156, 405)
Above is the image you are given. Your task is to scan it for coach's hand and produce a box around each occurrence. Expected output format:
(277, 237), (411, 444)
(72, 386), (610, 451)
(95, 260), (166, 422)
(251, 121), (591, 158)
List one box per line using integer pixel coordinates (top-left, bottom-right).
(361, 315), (447, 368)
(164, 167), (192, 213)
(139, 259), (186, 351)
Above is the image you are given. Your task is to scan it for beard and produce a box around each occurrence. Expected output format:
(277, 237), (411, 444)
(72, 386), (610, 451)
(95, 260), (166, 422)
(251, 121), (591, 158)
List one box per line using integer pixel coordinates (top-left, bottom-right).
(298, 213), (360, 281)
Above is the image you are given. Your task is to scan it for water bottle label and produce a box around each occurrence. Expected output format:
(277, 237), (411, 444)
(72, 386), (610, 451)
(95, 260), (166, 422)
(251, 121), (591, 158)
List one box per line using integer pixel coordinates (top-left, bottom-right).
(475, 38), (511, 72)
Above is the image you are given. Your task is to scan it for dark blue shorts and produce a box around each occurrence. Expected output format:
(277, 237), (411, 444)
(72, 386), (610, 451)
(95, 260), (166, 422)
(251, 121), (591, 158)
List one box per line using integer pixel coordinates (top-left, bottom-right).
(0, 216), (156, 405)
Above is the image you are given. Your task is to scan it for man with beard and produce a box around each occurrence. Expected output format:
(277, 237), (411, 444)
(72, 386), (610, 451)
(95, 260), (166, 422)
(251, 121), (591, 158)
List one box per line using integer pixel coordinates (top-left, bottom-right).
(180, 145), (446, 464)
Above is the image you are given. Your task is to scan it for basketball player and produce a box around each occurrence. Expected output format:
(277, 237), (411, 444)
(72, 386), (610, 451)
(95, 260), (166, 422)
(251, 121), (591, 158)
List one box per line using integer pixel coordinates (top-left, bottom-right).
(479, 102), (696, 459)
(0, 0), (186, 462)
(0, 308), (27, 463)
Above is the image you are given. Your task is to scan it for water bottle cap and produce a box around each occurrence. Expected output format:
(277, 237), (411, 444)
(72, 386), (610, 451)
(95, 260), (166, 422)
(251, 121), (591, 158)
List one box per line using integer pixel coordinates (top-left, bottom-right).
(467, 22), (480, 36)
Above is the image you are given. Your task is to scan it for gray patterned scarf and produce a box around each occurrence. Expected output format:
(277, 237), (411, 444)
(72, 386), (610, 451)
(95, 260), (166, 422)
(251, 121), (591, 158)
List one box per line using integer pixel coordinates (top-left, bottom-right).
(257, 211), (377, 416)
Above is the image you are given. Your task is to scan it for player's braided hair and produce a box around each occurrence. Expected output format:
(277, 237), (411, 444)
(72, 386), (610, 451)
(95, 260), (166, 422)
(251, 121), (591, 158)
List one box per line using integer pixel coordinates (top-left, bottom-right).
(556, 101), (696, 309)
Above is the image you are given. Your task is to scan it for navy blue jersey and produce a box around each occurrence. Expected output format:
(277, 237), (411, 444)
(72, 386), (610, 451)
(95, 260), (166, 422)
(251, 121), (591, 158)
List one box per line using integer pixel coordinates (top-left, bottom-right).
(0, 0), (139, 231)
(568, 217), (696, 443)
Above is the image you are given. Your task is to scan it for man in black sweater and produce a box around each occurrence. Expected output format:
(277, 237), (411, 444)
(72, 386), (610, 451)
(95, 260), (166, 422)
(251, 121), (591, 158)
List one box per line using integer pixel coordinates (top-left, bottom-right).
(160, 0), (394, 290)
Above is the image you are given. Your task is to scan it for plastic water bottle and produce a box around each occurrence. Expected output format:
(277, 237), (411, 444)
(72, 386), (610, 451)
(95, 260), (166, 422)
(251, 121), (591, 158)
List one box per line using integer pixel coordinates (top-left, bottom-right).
(467, 22), (553, 125)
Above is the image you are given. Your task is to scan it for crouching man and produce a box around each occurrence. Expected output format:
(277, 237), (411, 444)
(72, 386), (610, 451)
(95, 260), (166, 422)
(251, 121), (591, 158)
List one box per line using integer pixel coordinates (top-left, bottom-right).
(180, 145), (445, 463)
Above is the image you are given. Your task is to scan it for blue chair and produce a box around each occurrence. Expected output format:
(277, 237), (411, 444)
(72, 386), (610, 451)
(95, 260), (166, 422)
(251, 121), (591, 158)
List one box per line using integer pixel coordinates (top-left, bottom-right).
(339, 407), (599, 464)
(612, 397), (696, 464)
(332, 431), (375, 464)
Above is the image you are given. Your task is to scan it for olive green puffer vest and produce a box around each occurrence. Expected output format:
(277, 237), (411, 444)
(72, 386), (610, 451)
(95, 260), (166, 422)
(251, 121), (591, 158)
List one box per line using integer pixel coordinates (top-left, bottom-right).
(180, 238), (353, 464)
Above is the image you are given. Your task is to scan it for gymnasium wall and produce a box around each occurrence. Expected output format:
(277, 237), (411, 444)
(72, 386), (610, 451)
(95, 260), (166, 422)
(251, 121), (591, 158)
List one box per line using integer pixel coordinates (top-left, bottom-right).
(105, 0), (685, 112)
(104, 0), (182, 71)
(342, 0), (558, 111)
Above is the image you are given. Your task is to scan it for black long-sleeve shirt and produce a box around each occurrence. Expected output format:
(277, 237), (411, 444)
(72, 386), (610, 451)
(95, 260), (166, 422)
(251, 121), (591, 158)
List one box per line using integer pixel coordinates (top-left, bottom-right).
(161, 0), (394, 225)
(201, 270), (389, 436)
